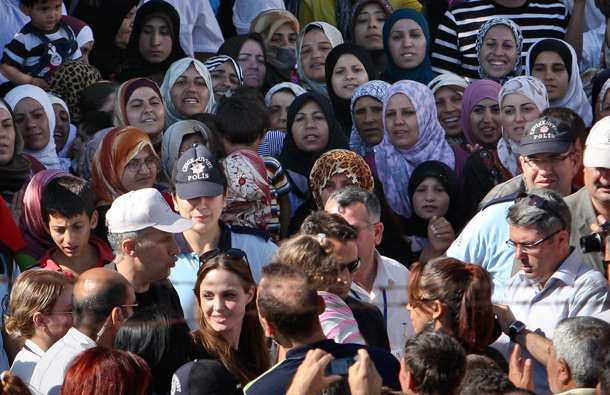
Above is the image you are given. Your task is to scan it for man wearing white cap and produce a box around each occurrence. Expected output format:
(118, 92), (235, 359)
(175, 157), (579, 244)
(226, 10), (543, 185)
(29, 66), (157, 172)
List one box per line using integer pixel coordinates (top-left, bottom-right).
(106, 188), (194, 315)
(566, 117), (610, 276)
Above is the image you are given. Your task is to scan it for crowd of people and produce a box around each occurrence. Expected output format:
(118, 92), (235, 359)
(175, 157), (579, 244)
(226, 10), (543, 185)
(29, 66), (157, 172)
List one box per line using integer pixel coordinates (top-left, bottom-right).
(1, 0), (610, 393)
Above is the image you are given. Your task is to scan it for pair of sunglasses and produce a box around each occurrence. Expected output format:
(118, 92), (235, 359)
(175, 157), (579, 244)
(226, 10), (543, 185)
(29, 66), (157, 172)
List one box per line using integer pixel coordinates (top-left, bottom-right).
(199, 248), (249, 268)
(340, 258), (361, 273)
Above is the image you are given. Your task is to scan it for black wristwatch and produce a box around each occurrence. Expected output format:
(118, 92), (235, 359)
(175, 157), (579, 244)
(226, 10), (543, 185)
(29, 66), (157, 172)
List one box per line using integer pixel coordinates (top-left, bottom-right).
(508, 320), (526, 342)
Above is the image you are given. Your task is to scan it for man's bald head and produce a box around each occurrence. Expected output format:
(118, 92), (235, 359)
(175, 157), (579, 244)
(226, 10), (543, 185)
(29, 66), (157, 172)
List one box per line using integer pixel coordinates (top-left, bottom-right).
(257, 263), (321, 340)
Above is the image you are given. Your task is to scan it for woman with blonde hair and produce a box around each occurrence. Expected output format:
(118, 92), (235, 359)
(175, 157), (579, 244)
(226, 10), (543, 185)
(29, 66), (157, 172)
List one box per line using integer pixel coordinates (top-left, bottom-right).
(5, 270), (73, 383)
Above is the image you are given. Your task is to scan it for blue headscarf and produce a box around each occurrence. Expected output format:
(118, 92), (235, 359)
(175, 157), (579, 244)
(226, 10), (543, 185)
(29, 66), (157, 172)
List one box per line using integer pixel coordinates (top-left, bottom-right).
(382, 9), (433, 85)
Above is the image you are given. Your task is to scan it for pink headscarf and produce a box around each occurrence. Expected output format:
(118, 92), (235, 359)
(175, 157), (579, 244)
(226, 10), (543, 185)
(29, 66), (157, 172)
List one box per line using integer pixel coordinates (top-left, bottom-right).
(461, 80), (502, 147)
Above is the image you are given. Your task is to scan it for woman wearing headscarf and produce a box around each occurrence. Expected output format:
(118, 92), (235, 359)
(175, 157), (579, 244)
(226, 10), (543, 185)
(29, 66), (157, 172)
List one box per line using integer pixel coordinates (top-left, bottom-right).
(296, 22), (344, 95)
(204, 55), (244, 103)
(475, 18), (523, 84)
(350, 0), (393, 73)
(161, 58), (216, 129)
(461, 80), (508, 214)
(325, 43), (376, 136)
(250, 9), (300, 89)
(232, 0), (286, 35)
(47, 94), (76, 161)
(114, 0), (186, 84)
(62, 16), (94, 63)
(428, 73), (469, 150)
(526, 38), (593, 127)
(279, 92), (349, 216)
(5, 85), (70, 171)
(380, 9), (433, 85)
(349, 80), (390, 157)
(497, 76), (549, 177)
(591, 68), (610, 122)
(365, 80), (468, 220)
(161, 120), (213, 180)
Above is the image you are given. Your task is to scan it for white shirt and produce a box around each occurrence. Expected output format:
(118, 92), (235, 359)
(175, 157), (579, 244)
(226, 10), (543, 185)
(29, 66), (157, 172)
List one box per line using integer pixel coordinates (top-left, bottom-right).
(493, 249), (610, 394)
(350, 251), (413, 357)
(30, 328), (96, 395)
(10, 339), (44, 384)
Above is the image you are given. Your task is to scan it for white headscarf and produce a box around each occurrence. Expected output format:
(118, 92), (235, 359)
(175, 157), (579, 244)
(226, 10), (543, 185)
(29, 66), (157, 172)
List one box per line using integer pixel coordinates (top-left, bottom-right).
(5, 85), (69, 171)
(264, 82), (307, 106)
(497, 76), (549, 176)
(160, 58), (217, 129)
(47, 93), (77, 159)
(232, 0), (286, 35)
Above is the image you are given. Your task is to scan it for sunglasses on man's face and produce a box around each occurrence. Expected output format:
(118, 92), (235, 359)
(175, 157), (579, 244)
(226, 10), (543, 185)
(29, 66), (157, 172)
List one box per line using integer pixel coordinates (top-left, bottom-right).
(340, 258), (361, 273)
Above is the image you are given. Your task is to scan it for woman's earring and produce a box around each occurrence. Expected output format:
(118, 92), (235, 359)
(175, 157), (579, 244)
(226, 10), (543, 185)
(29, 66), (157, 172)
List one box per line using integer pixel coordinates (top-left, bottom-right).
(425, 320), (435, 332)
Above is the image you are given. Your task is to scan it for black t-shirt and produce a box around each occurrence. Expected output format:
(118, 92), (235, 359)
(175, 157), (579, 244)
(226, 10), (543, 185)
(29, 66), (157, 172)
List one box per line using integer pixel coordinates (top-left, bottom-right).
(135, 278), (184, 318)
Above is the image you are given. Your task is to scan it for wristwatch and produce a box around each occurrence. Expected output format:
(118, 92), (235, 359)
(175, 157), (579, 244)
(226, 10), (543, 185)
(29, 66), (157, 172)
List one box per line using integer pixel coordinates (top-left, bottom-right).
(508, 320), (526, 342)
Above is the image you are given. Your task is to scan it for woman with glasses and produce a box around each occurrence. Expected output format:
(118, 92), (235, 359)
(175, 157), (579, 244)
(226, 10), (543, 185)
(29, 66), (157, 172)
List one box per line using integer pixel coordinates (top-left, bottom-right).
(6, 270), (73, 383)
(191, 249), (269, 386)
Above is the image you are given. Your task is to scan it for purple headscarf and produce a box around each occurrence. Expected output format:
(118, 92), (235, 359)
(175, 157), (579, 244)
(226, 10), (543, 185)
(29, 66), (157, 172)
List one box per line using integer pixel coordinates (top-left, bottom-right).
(461, 80), (502, 147)
(375, 80), (456, 218)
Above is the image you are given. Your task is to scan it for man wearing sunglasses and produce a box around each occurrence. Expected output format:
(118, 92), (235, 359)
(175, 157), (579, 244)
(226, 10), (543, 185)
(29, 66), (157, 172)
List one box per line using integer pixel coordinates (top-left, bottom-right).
(30, 268), (136, 394)
(493, 189), (610, 394)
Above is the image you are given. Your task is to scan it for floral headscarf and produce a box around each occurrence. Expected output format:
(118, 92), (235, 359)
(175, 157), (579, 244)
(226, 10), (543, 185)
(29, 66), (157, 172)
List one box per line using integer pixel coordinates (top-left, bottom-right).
(461, 80), (502, 147)
(375, 80), (456, 218)
(349, 80), (390, 156)
(475, 18), (523, 84)
(309, 149), (374, 209)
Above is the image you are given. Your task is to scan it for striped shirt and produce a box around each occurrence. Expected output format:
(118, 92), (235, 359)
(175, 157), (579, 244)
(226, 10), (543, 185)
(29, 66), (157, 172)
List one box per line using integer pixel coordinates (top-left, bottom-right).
(431, 0), (569, 80)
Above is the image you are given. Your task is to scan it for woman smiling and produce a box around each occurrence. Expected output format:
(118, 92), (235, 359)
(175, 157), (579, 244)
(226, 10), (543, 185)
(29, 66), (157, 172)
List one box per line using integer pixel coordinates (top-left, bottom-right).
(475, 18), (522, 84)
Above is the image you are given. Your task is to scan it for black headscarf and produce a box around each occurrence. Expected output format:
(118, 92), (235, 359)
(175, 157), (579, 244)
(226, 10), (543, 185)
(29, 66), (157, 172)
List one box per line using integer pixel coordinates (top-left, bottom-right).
(324, 43), (376, 137)
(350, 0), (393, 73)
(279, 92), (350, 177)
(114, 0), (186, 84)
(217, 33), (272, 93)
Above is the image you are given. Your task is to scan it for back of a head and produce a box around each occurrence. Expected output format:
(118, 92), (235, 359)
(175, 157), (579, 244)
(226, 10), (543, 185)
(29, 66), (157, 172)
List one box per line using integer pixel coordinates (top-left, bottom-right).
(216, 86), (267, 146)
(300, 211), (358, 243)
(41, 176), (95, 224)
(403, 332), (467, 395)
(553, 317), (610, 388)
(61, 346), (150, 395)
(0, 372), (32, 395)
(460, 369), (515, 395)
(258, 263), (320, 340)
(72, 268), (129, 328)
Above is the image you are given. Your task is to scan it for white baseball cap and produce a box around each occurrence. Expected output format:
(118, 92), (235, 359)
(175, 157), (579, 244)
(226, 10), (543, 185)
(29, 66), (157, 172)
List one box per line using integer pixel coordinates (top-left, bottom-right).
(584, 117), (610, 169)
(106, 188), (194, 234)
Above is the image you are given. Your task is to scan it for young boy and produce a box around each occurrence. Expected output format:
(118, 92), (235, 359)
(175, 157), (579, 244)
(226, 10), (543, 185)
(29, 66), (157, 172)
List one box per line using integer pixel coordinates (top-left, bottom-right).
(1, 0), (81, 89)
(36, 176), (113, 278)
(216, 87), (292, 241)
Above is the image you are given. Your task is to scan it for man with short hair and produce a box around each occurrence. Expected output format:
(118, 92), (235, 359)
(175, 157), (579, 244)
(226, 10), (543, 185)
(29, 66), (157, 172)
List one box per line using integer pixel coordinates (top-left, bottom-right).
(493, 189), (610, 394)
(106, 188), (194, 315)
(325, 187), (412, 355)
(547, 317), (610, 394)
(30, 268), (136, 394)
(244, 263), (400, 395)
(399, 332), (467, 395)
(448, 116), (582, 298)
(300, 211), (390, 350)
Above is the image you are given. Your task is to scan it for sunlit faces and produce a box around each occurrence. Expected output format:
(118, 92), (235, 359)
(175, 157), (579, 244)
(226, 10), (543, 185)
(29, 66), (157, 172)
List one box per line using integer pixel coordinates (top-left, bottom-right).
(125, 86), (165, 140)
(52, 103), (70, 153)
(21, 0), (62, 32)
(291, 99), (329, 152)
(120, 145), (158, 191)
(43, 283), (74, 344)
(387, 19), (427, 70)
(530, 51), (569, 102)
(501, 93), (541, 143)
(268, 90), (297, 133)
(584, 166), (610, 207)
(133, 228), (180, 282)
(320, 172), (354, 208)
(406, 300), (434, 333)
(48, 211), (98, 259)
(237, 39), (266, 90)
(520, 150), (578, 196)
(172, 193), (226, 234)
(331, 54), (369, 100)
(139, 16), (172, 64)
(353, 96), (384, 146)
(327, 239), (358, 300)
(209, 61), (240, 102)
(115, 6), (136, 50)
(469, 98), (501, 146)
(178, 133), (206, 157)
(412, 177), (450, 220)
(300, 28), (333, 83)
(199, 268), (255, 341)
(354, 3), (386, 51)
(0, 108), (16, 166)
(171, 64), (210, 117)
(269, 22), (298, 48)
(478, 25), (518, 80)
(434, 87), (463, 137)
(385, 93), (419, 150)
(13, 97), (51, 151)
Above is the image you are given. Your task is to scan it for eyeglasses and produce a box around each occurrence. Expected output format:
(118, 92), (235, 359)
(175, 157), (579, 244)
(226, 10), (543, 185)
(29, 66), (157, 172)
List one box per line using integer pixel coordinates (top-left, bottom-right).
(506, 228), (562, 253)
(125, 156), (160, 173)
(46, 311), (72, 315)
(95, 302), (138, 343)
(340, 258), (361, 273)
(522, 152), (574, 170)
(199, 248), (250, 269)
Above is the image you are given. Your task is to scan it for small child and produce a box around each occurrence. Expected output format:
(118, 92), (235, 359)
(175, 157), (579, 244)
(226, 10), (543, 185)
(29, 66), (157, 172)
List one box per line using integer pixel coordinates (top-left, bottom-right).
(36, 175), (113, 278)
(216, 87), (292, 241)
(1, 0), (81, 89)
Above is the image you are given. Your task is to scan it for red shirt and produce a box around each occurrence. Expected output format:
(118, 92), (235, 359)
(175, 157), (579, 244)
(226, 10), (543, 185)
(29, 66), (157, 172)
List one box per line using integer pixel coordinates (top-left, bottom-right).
(37, 236), (114, 279)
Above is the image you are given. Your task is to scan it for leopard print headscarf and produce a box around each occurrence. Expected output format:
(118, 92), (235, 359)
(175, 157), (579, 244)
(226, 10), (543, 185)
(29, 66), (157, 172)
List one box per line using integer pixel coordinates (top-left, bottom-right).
(48, 61), (103, 123)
